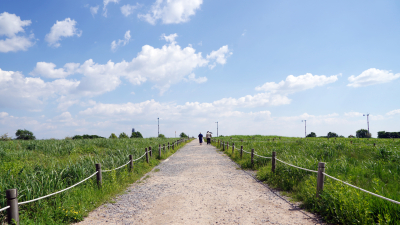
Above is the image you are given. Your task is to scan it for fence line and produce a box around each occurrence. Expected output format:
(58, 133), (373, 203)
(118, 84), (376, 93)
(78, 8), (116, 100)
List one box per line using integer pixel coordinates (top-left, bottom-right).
(216, 139), (400, 206)
(2, 138), (191, 224)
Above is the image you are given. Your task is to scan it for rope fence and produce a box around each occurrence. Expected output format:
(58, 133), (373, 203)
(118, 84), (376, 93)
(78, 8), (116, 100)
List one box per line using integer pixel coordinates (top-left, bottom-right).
(214, 138), (400, 206)
(1, 138), (191, 224)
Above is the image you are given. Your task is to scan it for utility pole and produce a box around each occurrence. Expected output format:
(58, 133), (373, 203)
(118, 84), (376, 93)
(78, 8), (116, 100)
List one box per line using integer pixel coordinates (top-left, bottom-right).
(215, 121), (218, 137)
(157, 118), (159, 137)
(302, 120), (306, 138)
(363, 114), (370, 135)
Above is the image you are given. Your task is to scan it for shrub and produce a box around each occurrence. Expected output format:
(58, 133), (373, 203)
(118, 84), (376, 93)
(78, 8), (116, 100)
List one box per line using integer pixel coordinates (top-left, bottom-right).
(119, 132), (129, 139)
(306, 132), (316, 137)
(15, 129), (36, 140)
(158, 134), (166, 138)
(327, 132), (338, 138)
(179, 132), (188, 138)
(73, 134), (104, 140)
(356, 129), (371, 138)
(0, 133), (12, 141)
(109, 133), (118, 139)
(130, 131), (143, 138)
(348, 135), (355, 138)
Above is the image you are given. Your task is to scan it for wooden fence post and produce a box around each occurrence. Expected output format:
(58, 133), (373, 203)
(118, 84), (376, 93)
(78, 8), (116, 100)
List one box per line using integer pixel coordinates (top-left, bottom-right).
(163, 144), (166, 152)
(232, 143), (235, 155)
(223, 142), (225, 151)
(159, 144), (161, 158)
(316, 162), (325, 198)
(168, 142), (170, 150)
(6, 189), (19, 225)
(129, 155), (133, 172)
(95, 163), (102, 188)
(172, 142), (175, 150)
(145, 148), (149, 164)
(272, 152), (276, 173)
(251, 149), (254, 168)
(149, 147), (152, 157)
(240, 146), (243, 159)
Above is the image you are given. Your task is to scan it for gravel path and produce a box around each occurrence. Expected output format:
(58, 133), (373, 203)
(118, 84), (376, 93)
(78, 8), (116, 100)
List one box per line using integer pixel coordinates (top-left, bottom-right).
(77, 140), (324, 225)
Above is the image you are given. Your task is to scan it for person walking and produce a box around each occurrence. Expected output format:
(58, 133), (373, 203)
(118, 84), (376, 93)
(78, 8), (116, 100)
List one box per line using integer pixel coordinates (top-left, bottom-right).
(206, 131), (212, 145)
(198, 132), (203, 145)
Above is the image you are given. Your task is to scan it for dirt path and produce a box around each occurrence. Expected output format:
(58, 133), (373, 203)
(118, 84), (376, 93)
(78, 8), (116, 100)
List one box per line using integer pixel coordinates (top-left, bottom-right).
(77, 140), (323, 225)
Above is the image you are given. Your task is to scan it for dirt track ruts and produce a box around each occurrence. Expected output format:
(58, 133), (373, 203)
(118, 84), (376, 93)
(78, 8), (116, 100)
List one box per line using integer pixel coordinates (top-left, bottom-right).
(77, 139), (324, 225)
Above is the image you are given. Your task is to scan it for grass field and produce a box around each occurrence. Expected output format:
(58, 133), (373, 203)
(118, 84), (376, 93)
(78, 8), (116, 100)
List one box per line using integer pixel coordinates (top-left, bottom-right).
(213, 136), (400, 225)
(0, 137), (188, 224)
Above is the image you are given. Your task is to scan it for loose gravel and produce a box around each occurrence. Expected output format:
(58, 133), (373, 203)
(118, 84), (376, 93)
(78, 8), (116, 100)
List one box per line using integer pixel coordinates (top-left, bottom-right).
(77, 140), (324, 225)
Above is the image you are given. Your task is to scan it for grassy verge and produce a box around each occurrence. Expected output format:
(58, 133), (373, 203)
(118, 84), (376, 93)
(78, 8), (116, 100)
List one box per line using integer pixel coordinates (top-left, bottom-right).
(213, 136), (400, 225)
(0, 138), (191, 224)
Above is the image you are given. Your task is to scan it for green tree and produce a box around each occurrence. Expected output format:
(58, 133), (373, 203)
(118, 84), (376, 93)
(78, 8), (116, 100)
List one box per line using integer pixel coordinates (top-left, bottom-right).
(327, 132), (338, 138)
(356, 129), (371, 138)
(306, 132), (316, 137)
(130, 131), (143, 138)
(119, 132), (129, 138)
(179, 132), (188, 138)
(158, 133), (166, 138)
(15, 129), (36, 140)
(109, 133), (118, 139)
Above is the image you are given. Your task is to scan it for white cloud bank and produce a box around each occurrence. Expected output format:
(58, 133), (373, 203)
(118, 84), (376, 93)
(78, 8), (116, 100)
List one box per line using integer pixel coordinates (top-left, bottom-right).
(45, 18), (82, 48)
(111, 30), (131, 52)
(347, 68), (400, 87)
(138, 0), (202, 24)
(121, 4), (141, 17)
(0, 12), (35, 52)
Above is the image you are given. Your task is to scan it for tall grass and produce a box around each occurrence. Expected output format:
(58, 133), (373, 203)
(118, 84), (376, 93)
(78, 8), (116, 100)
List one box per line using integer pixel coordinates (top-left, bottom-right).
(214, 136), (400, 225)
(0, 138), (187, 224)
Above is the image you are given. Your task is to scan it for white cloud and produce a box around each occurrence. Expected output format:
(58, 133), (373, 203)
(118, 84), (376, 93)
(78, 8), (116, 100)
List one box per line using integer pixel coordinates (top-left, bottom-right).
(347, 68), (400, 87)
(206, 45), (232, 69)
(138, 0), (202, 25)
(0, 112), (8, 118)
(103, 0), (120, 17)
(188, 73), (207, 83)
(90, 5), (100, 17)
(387, 109), (400, 116)
(0, 12), (35, 52)
(344, 111), (363, 117)
(111, 30), (131, 52)
(255, 73), (338, 94)
(121, 4), (140, 16)
(45, 18), (82, 48)
(30, 62), (79, 79)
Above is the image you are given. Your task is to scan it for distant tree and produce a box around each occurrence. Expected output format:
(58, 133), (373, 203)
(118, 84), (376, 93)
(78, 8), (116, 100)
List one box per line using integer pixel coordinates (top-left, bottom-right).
(179, 132), (188, 138)
(327, 132), (338, 138)
(15, 129), (36, 140)
(306, 132), (316, 137)
(109, 133), (118, 139)
(158, 134), (166, 138)
(348, 135), (355, 138)
(119, 132), (129, 139)
(378, 131), (400, 138)
(130, 131), (143, 138)
(73, 134), (104, 140)
(356, 129), (371, 138)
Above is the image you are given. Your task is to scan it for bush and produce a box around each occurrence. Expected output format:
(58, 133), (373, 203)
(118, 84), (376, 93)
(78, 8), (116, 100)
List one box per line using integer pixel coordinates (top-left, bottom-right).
(306, 132), (316, 137)
(327, 132), (338, 138)
(348, 135), (355, 138)
(130, 131), (143, 138)
(119, 132), (129, 139)
(356, 129), (371, 138)
(179, 132), (188, 138)
(73, 134), (104, 140)
(158, 134), (166, 138)
(109, 133), (117, 139)
(0, 133), (12, 141)
(15, 129), (36, 140)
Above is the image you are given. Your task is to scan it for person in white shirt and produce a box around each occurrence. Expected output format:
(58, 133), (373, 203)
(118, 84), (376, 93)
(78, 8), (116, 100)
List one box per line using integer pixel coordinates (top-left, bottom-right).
(206, 131), (212, 145)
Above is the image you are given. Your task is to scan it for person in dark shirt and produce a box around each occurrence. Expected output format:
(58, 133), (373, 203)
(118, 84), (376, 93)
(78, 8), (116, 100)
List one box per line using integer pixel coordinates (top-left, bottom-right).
(198, 132), (203, 145)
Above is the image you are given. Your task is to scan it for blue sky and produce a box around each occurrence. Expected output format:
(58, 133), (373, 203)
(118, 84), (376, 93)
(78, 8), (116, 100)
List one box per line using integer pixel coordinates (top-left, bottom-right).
(1, 0), (399, 139)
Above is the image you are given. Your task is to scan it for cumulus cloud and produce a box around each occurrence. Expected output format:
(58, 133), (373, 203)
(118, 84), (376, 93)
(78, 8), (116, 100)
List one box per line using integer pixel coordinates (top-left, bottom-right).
(90, 5), (100, 17)
(206, 45), (232, 69)
(138, 0), (202, 25)
(387, 109), (400, 116)
(111, 30), (131, 52)
(121, 3), (140, 16)
(347, 68), (400, 87)
(103, 0), (120, 17)
(30, 62), (79, 79)
(0, 12), (35, 52)
(187, 73), (207, 83)
(45, 18), (82, 48)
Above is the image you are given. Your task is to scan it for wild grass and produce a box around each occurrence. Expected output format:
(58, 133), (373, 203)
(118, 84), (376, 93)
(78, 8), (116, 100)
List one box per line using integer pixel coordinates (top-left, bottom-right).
(0, 138), (187, 224)
(214, 135), (400, 225)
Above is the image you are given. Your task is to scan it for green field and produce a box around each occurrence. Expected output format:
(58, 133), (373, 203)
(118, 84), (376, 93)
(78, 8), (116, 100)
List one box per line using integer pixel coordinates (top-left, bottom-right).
(0, 138), (188, 224)
(213, 136), (400, 225)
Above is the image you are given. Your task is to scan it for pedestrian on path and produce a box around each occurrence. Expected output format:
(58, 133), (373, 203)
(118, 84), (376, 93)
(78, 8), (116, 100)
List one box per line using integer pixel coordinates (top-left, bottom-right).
(206, 131), (212, 145)
(198, 132), (203, 145)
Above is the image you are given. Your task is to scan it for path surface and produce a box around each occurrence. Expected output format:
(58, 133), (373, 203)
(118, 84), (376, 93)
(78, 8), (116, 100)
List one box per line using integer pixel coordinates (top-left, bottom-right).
(77, 140), (323, 225)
